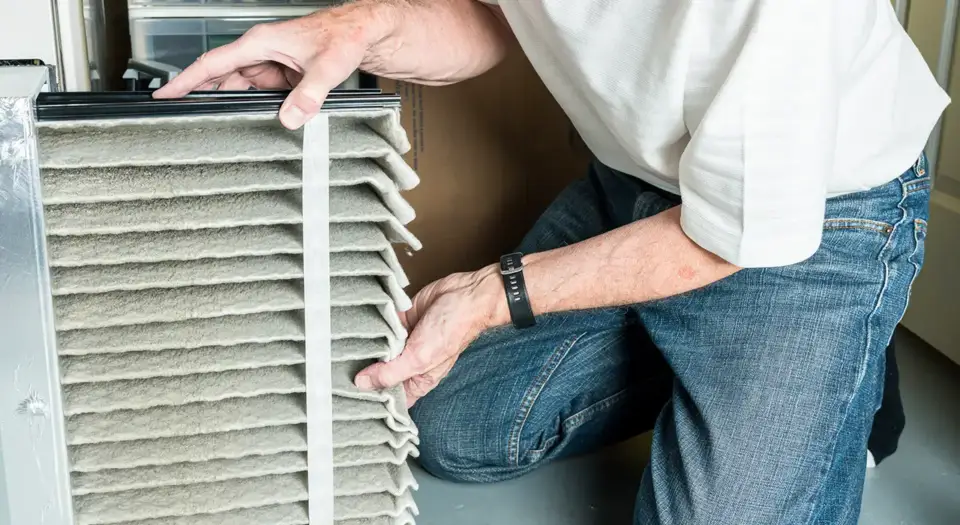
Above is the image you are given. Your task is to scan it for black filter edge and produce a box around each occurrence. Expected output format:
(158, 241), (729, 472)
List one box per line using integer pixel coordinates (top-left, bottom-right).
(34, 89), (400, 121)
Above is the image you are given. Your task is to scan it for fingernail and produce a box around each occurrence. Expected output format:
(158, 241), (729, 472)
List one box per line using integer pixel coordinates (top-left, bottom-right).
(354, 374), (374, 391)
(280, 105), (307, 129)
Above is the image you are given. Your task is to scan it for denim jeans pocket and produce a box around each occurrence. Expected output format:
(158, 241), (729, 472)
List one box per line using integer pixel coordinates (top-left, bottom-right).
(817, 219), (893, 268)
(822, 218), (894, 235)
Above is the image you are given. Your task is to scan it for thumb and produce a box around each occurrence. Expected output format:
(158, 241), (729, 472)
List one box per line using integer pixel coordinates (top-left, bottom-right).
(279, 50), (358, 130)
(404, 356), (458, 408)
(353, 348), (429, 392)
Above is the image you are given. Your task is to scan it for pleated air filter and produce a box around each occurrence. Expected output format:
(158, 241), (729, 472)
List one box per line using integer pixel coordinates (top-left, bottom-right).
(0, 68), (420, 525)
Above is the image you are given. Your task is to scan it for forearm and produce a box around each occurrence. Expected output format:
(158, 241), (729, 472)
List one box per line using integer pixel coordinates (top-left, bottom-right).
(344, 0), (512, 84)
(480, 207), (741, 326)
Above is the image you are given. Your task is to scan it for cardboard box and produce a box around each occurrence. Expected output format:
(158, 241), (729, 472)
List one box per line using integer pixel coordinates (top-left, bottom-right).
(379, 48), (591, 292)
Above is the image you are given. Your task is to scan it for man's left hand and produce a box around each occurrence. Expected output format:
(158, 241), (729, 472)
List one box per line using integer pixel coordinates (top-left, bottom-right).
(353, 265), (506, 407)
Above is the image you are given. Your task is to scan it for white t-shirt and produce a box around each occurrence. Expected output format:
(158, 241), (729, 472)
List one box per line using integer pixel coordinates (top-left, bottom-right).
(479, 0), (949, 267)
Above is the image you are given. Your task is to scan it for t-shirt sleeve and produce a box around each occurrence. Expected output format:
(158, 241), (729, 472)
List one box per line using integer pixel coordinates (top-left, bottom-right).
(679, 2), (840, 268)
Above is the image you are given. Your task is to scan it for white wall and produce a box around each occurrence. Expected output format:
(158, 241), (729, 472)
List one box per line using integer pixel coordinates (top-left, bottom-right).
(0, 0), (91, 90)
(0, 0), (59, 65)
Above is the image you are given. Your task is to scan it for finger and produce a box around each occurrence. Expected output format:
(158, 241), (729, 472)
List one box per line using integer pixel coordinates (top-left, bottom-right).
(397, 298), (424, 331)
(196, 77), (226, 91)
(353, 346), (432, 391)
(282, 68), (305, 89)
(404, 357), (457, 408)
(188, 75), (228, 92)
(402, 300), (425, 330)
(355, 285), (469, 391)
(278, 48), (359, 129)
(277, 61), (333, 129)
(240, 63), (295, 90)
(154, 26), (267, 98)
(218, 72), (252, 91)
(400, 280), (443, 330)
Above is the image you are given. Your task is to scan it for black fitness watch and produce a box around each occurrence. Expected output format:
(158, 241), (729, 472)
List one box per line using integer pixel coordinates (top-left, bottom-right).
(499, 252), (536, 329)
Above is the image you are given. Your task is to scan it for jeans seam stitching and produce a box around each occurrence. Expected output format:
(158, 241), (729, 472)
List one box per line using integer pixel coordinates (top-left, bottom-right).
(903, 177), (931, 192)
(822, 224), (891, 234)
(563, 386), (631, 432)
(523, 382), (632, 458)
(804, 178), (908, 524)
(903, 219), (925, 323)
(526, 435), (560, 458)
(507, 332), (585, 466)
(822, 218), (893, 234)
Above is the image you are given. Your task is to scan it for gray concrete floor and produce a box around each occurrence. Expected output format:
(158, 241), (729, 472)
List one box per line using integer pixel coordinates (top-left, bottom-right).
(412, 329), (960, 524)
(859, 330), (960, 525)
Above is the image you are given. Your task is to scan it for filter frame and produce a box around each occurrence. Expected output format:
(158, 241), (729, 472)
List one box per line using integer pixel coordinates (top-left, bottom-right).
(34, 89), (401, 121)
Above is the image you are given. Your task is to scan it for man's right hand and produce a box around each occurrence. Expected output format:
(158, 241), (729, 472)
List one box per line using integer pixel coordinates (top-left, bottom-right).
(153, 0), (511, 130)
(153, 5), (384, 130)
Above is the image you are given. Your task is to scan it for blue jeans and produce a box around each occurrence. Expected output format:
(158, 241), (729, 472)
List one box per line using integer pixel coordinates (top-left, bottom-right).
(410, 157), (930, 524)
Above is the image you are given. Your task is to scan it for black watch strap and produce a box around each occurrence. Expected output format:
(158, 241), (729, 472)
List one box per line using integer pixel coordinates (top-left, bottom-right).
(500, 252), (536, 329)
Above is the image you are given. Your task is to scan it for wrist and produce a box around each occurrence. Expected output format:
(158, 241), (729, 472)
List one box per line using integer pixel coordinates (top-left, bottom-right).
(327, 0), (402, 50)
(474, 264), (512, 329)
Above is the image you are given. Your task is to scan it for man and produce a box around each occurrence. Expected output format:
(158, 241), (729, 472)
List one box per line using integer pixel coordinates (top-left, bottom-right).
(156, 1), (947, 523)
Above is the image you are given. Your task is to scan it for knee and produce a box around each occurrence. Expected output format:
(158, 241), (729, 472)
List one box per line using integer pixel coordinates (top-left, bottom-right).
(414, 434), (485, 484)
(411, 390), (529, 484)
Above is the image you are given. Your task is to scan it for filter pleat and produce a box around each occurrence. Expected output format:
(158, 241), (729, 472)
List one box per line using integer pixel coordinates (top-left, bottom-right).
(332, 395), (415, 435)
(42, 161), (302, 205)
(39, 119), (302, 169)
(72, 452), (308, 495)
(72, 473), (308, 525)
(333, 420), (419, 449)
(330, 185), (421, 249)
(334, 443), (420, 468)
(331, 251), (410, 310)
(334, 490), (419, 522)
(45, 191), (303, 236)
(335, 510), (416, 525)
(106, 503), (309, 525)
(331, 339), (391, 363)
(57, 311), (305, 356)
(63, 366), (306, 415)
(334, 463), (418, 498)
(48, 225), (303, 268)
(69, 425), (307, 472)
(52, 255), (303, 295)
(60, 342), (305, 384)
(331, 158), (416, 224)
(66, 394), (306, 445)
(54, 280), (305, 330)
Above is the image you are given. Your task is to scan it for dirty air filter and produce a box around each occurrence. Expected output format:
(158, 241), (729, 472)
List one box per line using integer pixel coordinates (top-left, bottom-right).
(0, 67), (421, 525)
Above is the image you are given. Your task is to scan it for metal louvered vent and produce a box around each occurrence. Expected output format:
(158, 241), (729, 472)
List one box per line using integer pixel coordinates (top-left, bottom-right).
(0, 72), (421, 525)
